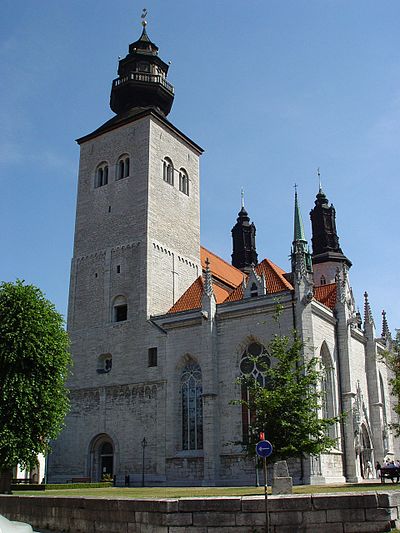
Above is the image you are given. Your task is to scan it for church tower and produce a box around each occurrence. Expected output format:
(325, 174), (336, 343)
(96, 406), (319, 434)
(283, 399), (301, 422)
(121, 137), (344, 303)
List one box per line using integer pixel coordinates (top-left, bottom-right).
(309, 185), (351, 286)
(69, 19), (203, 327)
(50, 19), (203, 482)
(231, 197), (258, 272)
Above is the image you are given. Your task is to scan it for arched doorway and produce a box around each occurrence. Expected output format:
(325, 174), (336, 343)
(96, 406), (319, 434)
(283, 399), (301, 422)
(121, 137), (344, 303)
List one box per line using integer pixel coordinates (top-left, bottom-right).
(89, 434), (114, 481)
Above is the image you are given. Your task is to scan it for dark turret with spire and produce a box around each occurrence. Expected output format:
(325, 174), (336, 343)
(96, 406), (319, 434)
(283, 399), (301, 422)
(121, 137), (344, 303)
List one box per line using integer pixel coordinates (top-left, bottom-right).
(310, 175), (351, 269)
(231, 191), (258, 272)
(110, 12), (174, 117)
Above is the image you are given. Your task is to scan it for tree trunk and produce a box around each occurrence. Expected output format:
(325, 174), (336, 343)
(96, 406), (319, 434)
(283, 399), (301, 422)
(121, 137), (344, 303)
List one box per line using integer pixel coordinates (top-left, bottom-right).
(0, 469), (13, 494)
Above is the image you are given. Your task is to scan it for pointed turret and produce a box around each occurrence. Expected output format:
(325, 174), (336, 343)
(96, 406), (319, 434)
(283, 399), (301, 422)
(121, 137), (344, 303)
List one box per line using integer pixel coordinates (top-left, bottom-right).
(231, 194), (258, 272)
(110, 18), (174, 116)
(310, 185), (351, 268)
(203, 258), (213, 298)
(363, 292), (375, 327)
(381, 310), (391, 342)
(291, 188), (312, 276)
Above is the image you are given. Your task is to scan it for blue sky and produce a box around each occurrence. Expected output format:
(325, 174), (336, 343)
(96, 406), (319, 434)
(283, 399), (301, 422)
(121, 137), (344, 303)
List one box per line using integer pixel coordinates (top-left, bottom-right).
(1, 0), (399, 332)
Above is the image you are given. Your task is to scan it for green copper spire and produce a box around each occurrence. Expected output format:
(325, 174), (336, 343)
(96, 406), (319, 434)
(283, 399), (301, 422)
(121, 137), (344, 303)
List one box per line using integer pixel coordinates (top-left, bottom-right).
(293, 186), (307, 243)
(291, 186), (312, 276)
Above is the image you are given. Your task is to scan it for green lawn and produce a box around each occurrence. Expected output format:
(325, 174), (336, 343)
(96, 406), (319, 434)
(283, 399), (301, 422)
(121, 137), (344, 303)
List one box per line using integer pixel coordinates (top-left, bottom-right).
(14, 482), (400, 499)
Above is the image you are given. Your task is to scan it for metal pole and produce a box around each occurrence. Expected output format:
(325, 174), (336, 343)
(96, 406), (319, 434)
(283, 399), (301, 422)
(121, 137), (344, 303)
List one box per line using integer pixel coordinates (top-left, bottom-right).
(264, 458), (269, 533)
(255, 456), (260, 487)
(141, 437), (147, 487)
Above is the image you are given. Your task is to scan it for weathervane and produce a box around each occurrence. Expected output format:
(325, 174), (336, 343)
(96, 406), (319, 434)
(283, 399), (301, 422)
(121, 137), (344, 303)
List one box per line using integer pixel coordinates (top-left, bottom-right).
(141, 8), (148, 27)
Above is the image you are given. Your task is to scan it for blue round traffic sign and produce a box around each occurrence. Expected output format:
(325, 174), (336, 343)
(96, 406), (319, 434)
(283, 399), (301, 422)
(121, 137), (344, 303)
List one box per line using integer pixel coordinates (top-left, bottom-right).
(256, 440), (273, 458)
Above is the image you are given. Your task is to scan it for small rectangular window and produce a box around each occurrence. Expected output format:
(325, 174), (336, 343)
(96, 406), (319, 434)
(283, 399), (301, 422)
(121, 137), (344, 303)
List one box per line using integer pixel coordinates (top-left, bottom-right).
(148, 347), (158, 367)
(117, 265), (121, 273)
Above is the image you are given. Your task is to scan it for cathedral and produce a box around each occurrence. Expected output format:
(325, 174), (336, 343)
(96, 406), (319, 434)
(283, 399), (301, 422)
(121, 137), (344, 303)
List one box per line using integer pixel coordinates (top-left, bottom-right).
(49, 20), (398, 486)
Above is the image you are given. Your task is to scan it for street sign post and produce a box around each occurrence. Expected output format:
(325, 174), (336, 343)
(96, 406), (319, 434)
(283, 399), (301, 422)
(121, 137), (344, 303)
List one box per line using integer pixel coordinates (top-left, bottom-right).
(256, 440), (273, 533)
(256, 440), (273, 459)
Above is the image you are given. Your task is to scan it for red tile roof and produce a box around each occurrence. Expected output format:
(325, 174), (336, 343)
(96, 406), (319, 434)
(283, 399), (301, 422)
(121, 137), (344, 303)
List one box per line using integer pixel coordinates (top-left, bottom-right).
(168, 276), (231, 314)
(200, 246), (244, 288)
(225, 258), (293, 302)
(314, 283), (337, 310)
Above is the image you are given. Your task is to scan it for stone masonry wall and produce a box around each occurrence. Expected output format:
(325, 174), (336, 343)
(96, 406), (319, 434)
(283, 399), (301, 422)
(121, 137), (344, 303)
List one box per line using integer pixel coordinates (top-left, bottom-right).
(1, 492), (400, 532)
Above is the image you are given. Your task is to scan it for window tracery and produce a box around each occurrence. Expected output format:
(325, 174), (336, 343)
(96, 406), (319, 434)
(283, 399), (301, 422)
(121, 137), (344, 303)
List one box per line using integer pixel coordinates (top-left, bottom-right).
(181, 362), (203, 450)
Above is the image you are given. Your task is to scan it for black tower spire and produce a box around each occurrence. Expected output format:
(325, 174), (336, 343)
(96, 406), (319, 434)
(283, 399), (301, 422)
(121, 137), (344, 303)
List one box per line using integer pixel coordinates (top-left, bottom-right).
(110, 19), (174, 116)
(231, 196), (258, 272)
(309, 187), (351, 267)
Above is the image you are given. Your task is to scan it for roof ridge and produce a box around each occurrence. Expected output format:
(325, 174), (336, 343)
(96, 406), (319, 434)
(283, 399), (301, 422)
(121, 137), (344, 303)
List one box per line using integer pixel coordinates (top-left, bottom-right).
(258, 258), (293, 290)
(315, 282), (336, 290)
(200, 245), (243, 273)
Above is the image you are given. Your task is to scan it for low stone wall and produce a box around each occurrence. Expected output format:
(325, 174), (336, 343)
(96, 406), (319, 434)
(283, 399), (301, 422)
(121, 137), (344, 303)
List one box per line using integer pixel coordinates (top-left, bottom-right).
(0, 491), (400, 532)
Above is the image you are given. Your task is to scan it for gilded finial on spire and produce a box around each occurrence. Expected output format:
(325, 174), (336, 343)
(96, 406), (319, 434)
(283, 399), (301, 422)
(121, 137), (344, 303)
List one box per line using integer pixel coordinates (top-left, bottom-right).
(317, 167), (322, 193)
(141, 8), (148, 27)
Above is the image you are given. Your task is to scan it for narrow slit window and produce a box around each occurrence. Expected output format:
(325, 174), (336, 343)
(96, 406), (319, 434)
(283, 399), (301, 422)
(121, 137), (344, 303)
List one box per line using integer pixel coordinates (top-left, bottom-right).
(148, 347), (158, 367)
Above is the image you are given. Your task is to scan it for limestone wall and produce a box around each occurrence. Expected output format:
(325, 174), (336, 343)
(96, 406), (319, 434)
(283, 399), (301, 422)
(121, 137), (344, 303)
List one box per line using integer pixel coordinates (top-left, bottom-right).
(1, 492), (400, 532)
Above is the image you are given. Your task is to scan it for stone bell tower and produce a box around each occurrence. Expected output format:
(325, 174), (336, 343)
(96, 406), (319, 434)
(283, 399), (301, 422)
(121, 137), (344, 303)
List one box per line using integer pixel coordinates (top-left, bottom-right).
(69, 19), (203, 330)
(50, 17), (203, 482)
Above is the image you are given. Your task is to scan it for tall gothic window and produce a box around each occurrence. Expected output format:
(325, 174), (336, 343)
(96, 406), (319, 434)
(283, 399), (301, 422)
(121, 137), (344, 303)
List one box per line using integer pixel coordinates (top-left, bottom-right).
(163, 157), (174, 185)
(320, 344), (337, 440)
(179, 168), (189, 195)
(95, 162), (109, 188)
(240, 342), (270, 442)
(181, 363), (203, 450)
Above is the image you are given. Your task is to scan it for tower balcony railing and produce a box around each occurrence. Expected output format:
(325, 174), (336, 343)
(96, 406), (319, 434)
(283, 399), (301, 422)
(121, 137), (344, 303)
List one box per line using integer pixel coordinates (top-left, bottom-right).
(113, 72), (174, 94)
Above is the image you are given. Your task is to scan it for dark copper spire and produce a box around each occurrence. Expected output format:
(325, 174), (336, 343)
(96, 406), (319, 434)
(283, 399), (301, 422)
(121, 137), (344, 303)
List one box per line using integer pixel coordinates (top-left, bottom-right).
(310, 185), (351, 268)
(231, 194), (258, 272)
(110, 16), (174, 116)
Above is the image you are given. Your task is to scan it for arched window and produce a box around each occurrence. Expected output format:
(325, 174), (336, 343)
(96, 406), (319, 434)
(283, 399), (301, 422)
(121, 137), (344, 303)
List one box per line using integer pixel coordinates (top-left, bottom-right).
(240, 342), (270, 441)
(179, 168), (189, 195)
(320, 343), (337, 439)
(117, 155), (130, 180)
(95, 162), (108, 188)
(163, 157), (174, 185)
(181, 363), (203, 450)
(113, 295), (127, 322)
(320, 275), (326, 286)
(250, 283), (258, 298)
(97, 353), (112, 374)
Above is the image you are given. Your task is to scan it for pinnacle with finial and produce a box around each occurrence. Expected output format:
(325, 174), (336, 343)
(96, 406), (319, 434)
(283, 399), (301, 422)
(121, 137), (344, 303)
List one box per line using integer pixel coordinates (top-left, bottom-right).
(241, 188), (245, 209)
(382, 310), (390, 339)
(204, 257), (213, 297)
(363, 291), (374, 325)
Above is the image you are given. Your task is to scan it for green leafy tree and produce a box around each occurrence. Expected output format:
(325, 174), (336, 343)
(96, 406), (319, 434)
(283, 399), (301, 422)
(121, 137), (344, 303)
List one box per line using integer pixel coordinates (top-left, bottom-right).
(235, 326), (340, 461)
(384, 330), (400, 436)
(0, 280), (71, 488)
